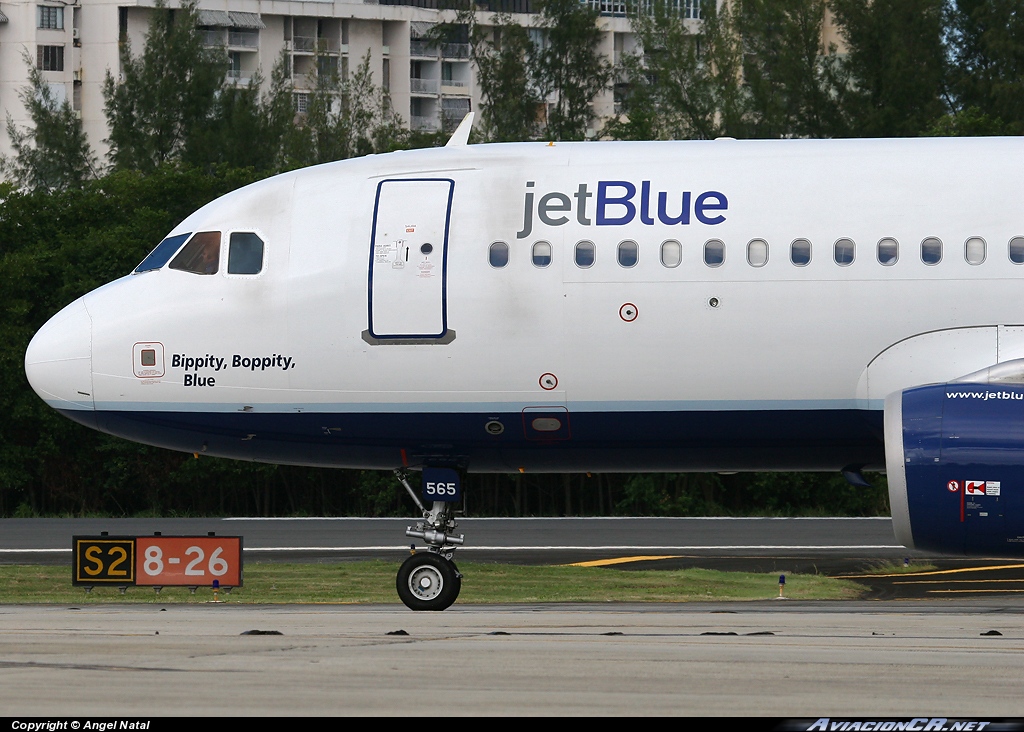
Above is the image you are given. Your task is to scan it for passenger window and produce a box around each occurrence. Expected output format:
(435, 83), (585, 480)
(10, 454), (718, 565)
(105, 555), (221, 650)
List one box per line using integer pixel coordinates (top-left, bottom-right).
(790, 239), (811, 267)
(704, 239), (725, 267)
(228, 232), (265, 275)
(575, 240), (595, 268)
(489, 241), (509, 268)
(660, 240), (682, 268)
(877, 238), (898, 266)
(965, 237), (986, 265)
(169, 231), (221, 275)
(921, 237), (942, 265)
(747, 239), (768, 267)
(532, 241), (551, 268)
(135, 232), (191, 273)
(617, 240), (638, 268)
(1010, 237), (1024, 264)
(834, 238), (855, 266)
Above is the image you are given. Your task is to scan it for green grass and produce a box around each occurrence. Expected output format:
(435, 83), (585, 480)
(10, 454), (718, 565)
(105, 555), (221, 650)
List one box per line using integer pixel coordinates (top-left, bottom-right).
(0, 561), (864, 604)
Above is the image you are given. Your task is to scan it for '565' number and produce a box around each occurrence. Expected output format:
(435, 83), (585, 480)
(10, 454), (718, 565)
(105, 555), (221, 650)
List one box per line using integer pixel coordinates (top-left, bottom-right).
(425, 481), (458, 497)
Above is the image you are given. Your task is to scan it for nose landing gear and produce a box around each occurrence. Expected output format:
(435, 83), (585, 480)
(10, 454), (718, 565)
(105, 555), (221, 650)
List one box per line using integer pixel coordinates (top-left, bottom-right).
(394, 469), (465, 611)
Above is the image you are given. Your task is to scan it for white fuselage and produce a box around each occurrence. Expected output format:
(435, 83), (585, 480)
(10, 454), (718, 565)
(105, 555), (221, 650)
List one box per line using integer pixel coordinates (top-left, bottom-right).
(24, 137), (1024, 472)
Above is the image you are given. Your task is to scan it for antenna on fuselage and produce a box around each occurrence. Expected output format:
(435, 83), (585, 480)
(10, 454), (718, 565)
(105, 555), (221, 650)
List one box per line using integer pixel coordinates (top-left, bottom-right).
(445, 112), (475, 148)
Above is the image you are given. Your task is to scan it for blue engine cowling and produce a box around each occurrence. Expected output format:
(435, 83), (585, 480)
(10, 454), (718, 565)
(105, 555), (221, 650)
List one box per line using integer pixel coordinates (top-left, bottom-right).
(886, 383), (1024, 556)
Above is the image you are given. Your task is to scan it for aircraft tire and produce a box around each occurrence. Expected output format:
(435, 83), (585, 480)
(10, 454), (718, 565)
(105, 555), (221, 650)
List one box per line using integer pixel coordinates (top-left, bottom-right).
(396, 553), (461, 611)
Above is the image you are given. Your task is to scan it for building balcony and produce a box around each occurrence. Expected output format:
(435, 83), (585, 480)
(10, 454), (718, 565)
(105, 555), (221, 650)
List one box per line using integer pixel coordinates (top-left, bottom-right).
(410, 115), (438, 132)
(410, 39), (438, 58)
(293, 36), (341, 54)
(441, 43), (470, 59)
(228, 30), (259, 49)
(440, 79), (469, 95)
(201, 29), (225, 47)
(410, 77), (439, 94)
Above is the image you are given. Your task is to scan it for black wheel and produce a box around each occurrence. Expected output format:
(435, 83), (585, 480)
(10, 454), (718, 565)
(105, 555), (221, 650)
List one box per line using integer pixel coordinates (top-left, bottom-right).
(396, 553), (461, 611)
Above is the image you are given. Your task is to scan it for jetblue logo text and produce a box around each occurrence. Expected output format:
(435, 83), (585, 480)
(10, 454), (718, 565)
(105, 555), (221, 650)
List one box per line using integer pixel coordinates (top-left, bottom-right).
(517, 180), (728, 239)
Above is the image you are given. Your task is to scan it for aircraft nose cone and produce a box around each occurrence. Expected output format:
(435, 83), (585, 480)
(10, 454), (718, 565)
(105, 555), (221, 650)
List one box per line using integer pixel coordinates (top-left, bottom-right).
(24, 297), (94, 411)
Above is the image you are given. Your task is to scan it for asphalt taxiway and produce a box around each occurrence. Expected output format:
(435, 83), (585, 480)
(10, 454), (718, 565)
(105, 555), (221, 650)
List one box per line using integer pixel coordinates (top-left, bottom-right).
(1, 602), (1022, 716)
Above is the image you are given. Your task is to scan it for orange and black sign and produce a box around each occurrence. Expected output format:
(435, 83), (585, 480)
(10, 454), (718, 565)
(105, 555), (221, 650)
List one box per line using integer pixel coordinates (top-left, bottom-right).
(73, 536), (136, 585)
(73, 535), (243, 587)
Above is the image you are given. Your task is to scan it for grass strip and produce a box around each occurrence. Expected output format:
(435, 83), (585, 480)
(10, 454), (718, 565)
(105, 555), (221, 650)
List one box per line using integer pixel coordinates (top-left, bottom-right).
(0, 561), (864, 604)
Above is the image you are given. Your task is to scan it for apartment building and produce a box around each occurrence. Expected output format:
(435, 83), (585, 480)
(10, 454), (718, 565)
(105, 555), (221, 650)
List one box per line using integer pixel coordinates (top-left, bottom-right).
(0, 1), (710, 163)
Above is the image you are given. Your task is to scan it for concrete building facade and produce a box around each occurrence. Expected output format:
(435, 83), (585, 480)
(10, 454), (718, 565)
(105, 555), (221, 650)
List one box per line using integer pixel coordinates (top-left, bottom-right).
(0, 0), (707, 163)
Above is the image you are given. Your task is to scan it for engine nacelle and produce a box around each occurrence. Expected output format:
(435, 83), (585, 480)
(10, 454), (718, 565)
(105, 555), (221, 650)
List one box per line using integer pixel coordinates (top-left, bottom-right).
(885, 382), (1024, 556)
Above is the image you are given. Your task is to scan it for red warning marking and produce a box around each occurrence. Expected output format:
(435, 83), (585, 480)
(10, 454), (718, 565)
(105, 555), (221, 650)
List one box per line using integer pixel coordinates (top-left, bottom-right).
(947, 480), (960, 493)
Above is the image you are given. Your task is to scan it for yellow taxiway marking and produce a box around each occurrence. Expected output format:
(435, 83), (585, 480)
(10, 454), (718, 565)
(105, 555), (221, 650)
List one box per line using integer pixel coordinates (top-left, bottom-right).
(895, 578), (1024, 585)
(842, 563), (1024, 579)
(927, 588), (1024, 593)
(567, 555), (678, 568)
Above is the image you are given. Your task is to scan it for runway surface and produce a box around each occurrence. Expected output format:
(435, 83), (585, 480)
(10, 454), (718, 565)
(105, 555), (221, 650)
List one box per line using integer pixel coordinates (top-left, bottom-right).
(1, 602), (1023, 716)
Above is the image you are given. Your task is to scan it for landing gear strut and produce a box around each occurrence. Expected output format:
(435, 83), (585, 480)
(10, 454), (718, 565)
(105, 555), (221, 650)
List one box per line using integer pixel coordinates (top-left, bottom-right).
(394, 469), (464, 611)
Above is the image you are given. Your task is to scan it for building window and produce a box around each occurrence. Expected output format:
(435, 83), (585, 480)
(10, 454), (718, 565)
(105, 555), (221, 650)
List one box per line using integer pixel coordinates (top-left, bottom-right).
(37, 6), (63, 29)
(36, 45), (64, 71)
(293, 93), (309, 114)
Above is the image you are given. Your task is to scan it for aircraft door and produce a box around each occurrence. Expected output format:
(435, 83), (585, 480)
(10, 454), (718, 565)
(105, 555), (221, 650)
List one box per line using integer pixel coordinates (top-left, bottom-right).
(368, 179), (454, 340)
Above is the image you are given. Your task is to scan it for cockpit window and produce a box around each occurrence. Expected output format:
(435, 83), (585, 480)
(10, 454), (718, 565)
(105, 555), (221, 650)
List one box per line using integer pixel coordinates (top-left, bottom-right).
(228, 232), (264, 275)
(134, 233), (191, 273)
(169, 231), (221, 275)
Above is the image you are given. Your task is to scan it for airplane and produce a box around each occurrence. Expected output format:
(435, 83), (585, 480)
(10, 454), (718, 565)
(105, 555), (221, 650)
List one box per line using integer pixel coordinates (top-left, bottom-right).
(24, 114), (1024, 609)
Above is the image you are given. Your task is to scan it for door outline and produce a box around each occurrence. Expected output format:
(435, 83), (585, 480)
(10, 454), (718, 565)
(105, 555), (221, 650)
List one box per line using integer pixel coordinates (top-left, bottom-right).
(365, 178), (455, 343)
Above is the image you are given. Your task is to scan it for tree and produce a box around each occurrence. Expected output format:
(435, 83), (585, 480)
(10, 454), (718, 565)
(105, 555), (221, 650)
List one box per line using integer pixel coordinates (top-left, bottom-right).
(609, 0), (745, 140)
(184, 53), (297, 172)
(102, 0), (225, 170)
(2, 55), (95, 190)
(943, 0), (1024, 135)
(428, 9), (541, 142)
(533, 0), (614, 140)
(283, 51), (407, 168)
(733, 0), (842, 138)
(829, 0), (947, 137)
(472, 14), (542, 142)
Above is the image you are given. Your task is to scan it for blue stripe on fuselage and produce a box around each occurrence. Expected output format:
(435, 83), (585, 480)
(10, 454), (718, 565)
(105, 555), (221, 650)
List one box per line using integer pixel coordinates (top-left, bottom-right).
(62, 408), (885, 473)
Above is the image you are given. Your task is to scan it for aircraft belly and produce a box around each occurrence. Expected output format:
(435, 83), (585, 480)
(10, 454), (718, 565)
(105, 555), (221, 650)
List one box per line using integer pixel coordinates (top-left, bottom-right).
(72, 407), (884, 473)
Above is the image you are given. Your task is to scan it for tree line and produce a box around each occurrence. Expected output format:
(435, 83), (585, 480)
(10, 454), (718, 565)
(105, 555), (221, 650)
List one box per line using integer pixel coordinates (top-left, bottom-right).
(6, 0), (1019, 517)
